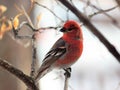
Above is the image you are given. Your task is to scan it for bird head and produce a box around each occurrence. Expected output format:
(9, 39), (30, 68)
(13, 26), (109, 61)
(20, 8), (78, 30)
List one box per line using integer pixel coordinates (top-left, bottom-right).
(60, 20), (83, 40)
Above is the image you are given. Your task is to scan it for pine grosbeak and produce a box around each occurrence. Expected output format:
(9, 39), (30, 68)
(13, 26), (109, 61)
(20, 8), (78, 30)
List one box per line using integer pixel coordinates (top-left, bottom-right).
(35, 20), (83, 81)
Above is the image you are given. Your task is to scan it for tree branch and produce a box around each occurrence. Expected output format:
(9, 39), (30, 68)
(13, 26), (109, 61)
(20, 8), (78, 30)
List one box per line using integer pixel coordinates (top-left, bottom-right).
(0, 58), (38, 90)
(59, 0), (120, 62)
(64, 75), (69, 90)
(80, 0), (120, 28)
(64, 68), (71, 90)
(35, 1), (64, 22)
(116, 0), (120, 6)
(30, 38), (37, 78)
(89, 5), (118, 18)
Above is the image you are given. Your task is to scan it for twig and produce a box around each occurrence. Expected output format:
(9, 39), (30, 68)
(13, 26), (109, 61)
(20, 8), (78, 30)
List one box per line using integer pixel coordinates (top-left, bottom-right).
(30, 37), (37, 78)
(15, 35), (32, 39)
(37, 26), (61, 31)
(11, 19), (61, 40)
(23, 22), (61, 31)
(115, 0), (120, 14)
(80, 0), (120, 28)
(58, 0), (120, 62)
(21, 6), (35, 29)
(10, 14), (39, 90)
(116, 0), (120, 6)
(11, 19), (38, 89)
(0, 58), (39, 90)
(89, 5), (118, 18)
(64, 68), (71, 90)
(11, 21), (33, 39)
(64, 74), (69, 90)
(35, 1), (64, 22)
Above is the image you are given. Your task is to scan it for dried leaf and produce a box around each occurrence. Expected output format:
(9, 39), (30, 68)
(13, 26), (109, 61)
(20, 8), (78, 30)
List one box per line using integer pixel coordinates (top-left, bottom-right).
(36, 13), (42, 28)
(7, 20), (12, 30)
(0, 22), (6, 39)
(1, 22), (6, 31)
(0, 5), (7, 14)
(0, 32), (3, 39)
(13, 13), (22, 29)
(0, 20), (12, 39)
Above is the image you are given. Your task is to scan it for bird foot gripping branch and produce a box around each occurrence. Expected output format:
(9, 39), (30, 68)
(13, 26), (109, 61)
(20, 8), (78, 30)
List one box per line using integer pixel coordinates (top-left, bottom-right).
(64, 68), (72, 78)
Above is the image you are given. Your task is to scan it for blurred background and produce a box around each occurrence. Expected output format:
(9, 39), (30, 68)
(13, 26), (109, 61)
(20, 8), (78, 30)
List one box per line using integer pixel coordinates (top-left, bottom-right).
(0, 0), (120, 90)
(0, 0), (32, 90)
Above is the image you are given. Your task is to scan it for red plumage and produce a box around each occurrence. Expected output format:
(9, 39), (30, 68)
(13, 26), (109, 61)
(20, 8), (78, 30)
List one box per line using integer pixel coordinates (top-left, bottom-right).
(35, 20), (83, 81)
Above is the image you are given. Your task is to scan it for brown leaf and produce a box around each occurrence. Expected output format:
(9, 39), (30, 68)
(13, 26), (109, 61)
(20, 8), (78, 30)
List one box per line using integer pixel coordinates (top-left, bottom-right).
(13, 13), (22, 29)
(0, 20), (12, 39)
(0, 5), (7, 15)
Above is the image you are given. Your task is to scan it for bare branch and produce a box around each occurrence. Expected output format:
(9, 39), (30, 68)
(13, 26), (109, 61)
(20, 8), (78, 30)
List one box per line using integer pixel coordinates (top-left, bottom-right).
(37, 26), (61, 31)
(116, 0), (120, 6)
(64, 68), (71, 90)
(0, 58), (39, 90)
(18, 21), (61, 32)
(89, 5), (118, 18)
(15, 35), (32, 39)
(21, 6), (35, 29)
(35, 1), (64, 22)
(64, 75), (69, 90)
(80, 0), (120, 28)
(30, 38), (37, 78)
(11, 21), (33, 39)
(58, 0), (120, 62)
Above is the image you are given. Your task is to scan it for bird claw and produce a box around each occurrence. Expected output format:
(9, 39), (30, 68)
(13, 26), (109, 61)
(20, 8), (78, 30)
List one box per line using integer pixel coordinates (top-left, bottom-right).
(64, 67), (71, 78)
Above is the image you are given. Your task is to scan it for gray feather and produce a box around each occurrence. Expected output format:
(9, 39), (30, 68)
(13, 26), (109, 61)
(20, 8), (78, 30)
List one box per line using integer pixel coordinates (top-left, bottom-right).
(35, 38), (66, 81)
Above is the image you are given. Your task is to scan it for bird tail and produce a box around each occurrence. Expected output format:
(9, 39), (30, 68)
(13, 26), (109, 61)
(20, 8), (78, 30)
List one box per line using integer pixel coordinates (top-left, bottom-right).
(35, 66), (52, 82)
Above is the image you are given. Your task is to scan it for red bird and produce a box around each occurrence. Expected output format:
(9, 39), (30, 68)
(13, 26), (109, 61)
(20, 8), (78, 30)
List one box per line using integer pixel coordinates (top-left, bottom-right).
(35, 20), (83, 81)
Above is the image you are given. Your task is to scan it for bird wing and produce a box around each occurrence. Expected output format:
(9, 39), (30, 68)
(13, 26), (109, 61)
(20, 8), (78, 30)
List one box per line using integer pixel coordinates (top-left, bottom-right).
(35, 38), (67, 81)
(43, 38), (66, 63)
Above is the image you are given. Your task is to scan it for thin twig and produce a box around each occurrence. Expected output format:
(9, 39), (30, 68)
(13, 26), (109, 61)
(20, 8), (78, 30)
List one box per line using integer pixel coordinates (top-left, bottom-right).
(116, 0), (120, 6)
(24, 22), (61, 31)
(11, 21), (32, 39)
(0, 58), (39, 90)
(12, 19), (61, 40)
(21, 6), (35, 29)
(15, 35), (32, 39)
(37, 26), (61, 31)
(58, 0), (120, 62)
(30, 37), (37, 78)
(64, 75), (69, 90)
(16, 20), (61, 32)
(35, 1), (64, 22)
(80, 0), (120, 28)
(64, 68), (71, 90)
(89, 5), (118, 18)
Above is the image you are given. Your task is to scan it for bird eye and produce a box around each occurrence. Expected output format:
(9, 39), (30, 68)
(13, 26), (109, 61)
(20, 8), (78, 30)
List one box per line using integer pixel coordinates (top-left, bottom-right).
(67, 28), (73, 31)
(67, 24), (78, 32)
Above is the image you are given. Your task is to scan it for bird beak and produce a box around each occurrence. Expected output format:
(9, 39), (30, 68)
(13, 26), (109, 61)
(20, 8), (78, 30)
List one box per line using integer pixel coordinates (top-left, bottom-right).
(60, 27), (66, 32)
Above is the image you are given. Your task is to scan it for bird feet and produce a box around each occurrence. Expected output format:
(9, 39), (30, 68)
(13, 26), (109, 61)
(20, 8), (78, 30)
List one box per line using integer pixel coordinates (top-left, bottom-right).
(64, 67), (71, 78)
